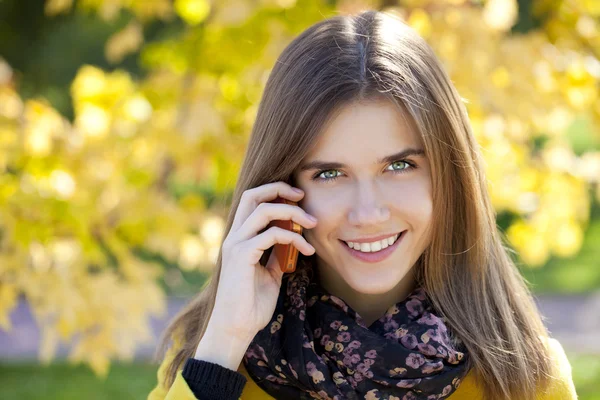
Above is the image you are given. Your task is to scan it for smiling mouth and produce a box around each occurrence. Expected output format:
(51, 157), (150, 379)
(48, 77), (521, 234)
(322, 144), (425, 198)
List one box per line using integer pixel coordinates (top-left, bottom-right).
(339, 231), (406, 253)
(339, 231), (406, 263)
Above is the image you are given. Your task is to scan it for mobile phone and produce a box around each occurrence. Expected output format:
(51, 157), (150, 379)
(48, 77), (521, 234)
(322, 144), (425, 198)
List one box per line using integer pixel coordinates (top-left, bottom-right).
(267, 196), (303, 273)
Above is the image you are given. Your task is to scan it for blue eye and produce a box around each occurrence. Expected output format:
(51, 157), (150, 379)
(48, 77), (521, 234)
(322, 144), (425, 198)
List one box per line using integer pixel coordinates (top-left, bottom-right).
(312, 160), (416, 183)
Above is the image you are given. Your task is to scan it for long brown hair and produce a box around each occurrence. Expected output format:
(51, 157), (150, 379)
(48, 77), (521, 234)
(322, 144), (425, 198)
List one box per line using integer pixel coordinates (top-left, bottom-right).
(155, 10), (558, 399)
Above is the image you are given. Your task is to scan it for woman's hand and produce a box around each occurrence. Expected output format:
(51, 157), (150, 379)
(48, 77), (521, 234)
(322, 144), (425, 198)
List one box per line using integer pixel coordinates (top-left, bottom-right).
(206, 181), (317, 344)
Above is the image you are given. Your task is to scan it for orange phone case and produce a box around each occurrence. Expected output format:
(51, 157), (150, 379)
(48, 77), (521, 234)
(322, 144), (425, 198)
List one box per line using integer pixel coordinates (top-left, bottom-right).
(269, 197), (303, 273)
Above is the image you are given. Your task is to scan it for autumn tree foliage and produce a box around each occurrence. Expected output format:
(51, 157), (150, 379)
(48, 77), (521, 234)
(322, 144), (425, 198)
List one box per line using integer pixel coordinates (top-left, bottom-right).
(0, 0), (598, 377)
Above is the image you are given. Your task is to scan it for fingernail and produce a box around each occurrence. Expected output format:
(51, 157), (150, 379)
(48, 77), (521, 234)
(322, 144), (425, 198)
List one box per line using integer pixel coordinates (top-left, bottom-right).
(307, 214), (317, 222)
(292, 187), (304, 194)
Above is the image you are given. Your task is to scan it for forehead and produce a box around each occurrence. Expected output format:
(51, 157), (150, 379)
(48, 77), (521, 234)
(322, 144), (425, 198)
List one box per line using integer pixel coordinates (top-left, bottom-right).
(306, 98), (422, 161)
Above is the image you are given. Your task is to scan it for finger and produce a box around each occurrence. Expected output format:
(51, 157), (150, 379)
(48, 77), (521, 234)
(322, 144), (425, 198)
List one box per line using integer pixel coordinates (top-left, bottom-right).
(232, 182), (304, 232)
(245, 226), (316, 263)
(233, 202), (316, 243)
(230, 182), (304, 233)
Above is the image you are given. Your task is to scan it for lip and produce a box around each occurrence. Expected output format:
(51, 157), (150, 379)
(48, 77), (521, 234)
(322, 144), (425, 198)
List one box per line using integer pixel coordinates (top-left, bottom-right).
(339, 231), (406, 263)
(341, 232), (402, 243)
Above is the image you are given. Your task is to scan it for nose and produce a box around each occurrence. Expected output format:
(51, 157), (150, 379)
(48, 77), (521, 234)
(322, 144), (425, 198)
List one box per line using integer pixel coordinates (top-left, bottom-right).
(347, 182), (390, 226)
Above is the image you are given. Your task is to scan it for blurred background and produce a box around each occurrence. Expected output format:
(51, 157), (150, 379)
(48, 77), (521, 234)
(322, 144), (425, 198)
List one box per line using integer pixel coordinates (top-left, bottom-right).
(0, 0), (598, 398)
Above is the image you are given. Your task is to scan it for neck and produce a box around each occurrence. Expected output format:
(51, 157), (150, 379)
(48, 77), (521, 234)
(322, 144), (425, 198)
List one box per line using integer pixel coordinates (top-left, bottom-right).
(315, 259), (418, 327)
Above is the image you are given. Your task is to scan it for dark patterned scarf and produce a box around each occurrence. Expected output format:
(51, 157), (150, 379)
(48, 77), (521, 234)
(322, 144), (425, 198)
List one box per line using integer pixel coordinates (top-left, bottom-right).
(243, 264), (470, 400)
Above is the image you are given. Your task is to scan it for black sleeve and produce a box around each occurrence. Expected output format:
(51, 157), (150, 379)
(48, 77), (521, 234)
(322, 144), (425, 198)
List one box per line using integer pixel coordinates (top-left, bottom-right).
(181, 358), (248, 400)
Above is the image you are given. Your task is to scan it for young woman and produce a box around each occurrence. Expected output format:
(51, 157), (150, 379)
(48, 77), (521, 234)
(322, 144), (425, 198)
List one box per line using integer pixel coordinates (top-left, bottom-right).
(149, 10), (577, 400)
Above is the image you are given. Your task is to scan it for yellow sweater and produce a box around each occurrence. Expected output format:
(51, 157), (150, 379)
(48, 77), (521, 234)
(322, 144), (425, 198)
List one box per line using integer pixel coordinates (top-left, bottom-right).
(148, 336), (578, 400)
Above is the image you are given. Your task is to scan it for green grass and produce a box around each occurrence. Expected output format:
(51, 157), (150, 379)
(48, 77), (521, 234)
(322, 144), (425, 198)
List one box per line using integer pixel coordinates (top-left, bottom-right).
(1, 353), (599, 399)
(569, 353), (600, 400)
(0, 361), (159, 400)
(519, 210), (600, 295)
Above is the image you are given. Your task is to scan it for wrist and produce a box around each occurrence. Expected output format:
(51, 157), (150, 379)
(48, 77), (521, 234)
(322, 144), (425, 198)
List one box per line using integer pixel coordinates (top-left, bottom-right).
(194, 325), (254, 370)
(206, 307), (258, 344)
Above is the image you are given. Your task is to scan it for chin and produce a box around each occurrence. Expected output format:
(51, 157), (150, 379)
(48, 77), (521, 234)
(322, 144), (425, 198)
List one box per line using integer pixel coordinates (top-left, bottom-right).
(343, 267), (408, 295)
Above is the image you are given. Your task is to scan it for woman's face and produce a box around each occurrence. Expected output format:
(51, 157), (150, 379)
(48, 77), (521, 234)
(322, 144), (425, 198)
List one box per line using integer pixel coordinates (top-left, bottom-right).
(293, 98), (433, 296)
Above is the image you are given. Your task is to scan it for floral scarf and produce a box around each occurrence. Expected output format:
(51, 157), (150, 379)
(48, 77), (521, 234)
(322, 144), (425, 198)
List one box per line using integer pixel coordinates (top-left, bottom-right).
(243, 263), (470, 400)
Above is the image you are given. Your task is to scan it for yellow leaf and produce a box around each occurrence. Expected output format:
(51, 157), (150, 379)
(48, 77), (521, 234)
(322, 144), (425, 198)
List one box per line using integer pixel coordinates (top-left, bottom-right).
(0, 87), (23, 119)
(0, 283), (19, 331)
(175, 0), (211, 26)
(491, 66), (511, 88)
(407, 9), (431, 38)
(57, 313), (77, 340)
(44, 0), (73, 16)
(483, 0), (518, 31)
(179, 234), (206, 270)
(105, 21), (144, 64)
(40, 327), (59, 364)
(89, 352), (110, 378)
(552, 220), (584, 258)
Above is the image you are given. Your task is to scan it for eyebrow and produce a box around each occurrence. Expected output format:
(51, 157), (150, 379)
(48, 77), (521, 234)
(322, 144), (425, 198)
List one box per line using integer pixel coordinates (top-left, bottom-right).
(299, 148), (426, 172)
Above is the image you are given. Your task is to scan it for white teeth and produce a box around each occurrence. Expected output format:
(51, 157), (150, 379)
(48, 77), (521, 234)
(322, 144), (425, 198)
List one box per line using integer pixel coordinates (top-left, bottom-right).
(345, 233), (401, 253)
(370, 241), (382, 252)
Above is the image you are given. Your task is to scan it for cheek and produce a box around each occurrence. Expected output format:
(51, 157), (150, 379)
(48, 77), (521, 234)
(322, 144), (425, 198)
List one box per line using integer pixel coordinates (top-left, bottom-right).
(299, 189), (340, 220)
(299, 190), (345, 239)
(393, 179), (433, 229)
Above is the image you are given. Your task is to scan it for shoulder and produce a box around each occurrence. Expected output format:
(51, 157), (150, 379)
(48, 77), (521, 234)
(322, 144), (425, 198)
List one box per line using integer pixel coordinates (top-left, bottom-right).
(538, 337), (578, 399)
(429, 337), (578, 400)
(148, 331), (198, 400)
(237, 361), (277, 399)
